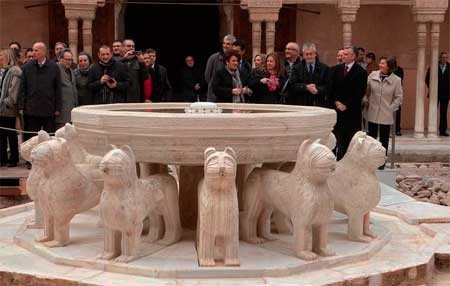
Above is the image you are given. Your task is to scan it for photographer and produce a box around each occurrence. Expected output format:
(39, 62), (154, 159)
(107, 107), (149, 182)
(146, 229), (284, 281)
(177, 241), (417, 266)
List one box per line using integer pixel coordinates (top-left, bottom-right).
(88, 45), (129, 104)
(121, 39), (148, 103)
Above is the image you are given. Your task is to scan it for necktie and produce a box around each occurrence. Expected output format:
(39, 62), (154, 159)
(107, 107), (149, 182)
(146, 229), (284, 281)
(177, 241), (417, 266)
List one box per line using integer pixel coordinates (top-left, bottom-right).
(309, 64), (313, 75)
(344, 65), (349, 76)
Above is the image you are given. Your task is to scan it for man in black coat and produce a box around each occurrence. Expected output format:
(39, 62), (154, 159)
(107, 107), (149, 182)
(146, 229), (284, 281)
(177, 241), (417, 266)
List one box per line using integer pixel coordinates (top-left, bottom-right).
(291, 42), (329, 107)
(232, 40), (252, 87)
(284, 42), (301, 105)
(178, 55), (203, 102)
(88, 45), (130, 104)
(144, 49), (172, 102)
(426, 52), (449, 136)
(121, 39), (148, 103)
(329, 46), (368, 160)
(18, 42), (62, 141)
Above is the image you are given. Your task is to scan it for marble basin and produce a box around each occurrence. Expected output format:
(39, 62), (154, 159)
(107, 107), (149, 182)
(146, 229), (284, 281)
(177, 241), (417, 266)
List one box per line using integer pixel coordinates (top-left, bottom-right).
(71, 103), (336, 165)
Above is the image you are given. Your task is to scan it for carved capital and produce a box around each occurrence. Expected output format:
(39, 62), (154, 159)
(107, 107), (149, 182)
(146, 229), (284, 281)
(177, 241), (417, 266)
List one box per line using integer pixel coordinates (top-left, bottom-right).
(411, 0), (448, 23)
(337, 0), (360, 23)
(61, 0), (102, 21)
(247, 0), (282, 22)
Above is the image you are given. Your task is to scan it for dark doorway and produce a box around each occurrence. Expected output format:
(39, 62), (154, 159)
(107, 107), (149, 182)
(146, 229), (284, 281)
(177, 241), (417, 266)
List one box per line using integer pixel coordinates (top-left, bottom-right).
(124, 1), (221, 96)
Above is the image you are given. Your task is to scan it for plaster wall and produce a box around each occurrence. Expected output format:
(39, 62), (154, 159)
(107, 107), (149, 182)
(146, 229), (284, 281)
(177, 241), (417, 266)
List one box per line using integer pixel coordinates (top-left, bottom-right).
(0, 0), (49, 49)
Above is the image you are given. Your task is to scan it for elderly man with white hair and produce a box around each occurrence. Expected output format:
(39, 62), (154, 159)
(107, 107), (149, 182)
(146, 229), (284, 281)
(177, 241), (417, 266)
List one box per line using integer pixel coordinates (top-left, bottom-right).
(291, 42), (330, 107)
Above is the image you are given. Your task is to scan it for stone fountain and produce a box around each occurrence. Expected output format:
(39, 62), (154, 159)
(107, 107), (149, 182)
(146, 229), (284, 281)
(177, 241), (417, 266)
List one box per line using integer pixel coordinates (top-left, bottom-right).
(1, 102), (448, 285)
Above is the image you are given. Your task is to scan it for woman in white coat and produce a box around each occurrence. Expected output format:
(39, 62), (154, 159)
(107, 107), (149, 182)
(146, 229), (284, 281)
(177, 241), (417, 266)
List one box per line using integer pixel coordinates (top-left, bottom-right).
(365, 56), (403, 169)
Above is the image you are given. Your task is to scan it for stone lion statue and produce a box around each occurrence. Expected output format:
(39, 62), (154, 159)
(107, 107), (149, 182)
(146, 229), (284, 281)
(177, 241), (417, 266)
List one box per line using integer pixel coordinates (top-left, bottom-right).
(55, 123), (102, 167)
(98, 145), (181, 263)
(197, 147), (239, 266)
(30, 137), (103, 247)
(240, 139), (336, 260)
(328, 131), (386, 242)
(20, 130), (52, 228)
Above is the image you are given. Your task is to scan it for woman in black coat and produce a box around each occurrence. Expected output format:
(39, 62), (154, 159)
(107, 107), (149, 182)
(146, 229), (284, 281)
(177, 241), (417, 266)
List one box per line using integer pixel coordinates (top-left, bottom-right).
(248, 52), (287, 104)
(212, 51), (250, 103)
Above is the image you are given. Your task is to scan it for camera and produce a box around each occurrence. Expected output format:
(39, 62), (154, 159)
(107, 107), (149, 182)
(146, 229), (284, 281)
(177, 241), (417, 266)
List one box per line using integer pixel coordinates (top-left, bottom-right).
(107, 77), (115, 84)
(132, 50), (142, 56)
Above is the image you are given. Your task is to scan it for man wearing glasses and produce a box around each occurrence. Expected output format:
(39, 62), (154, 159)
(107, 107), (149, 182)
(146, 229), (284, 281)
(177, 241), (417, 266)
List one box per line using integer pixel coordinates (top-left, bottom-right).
(284, 42), (301, 105)
(55, 48), (78, 129)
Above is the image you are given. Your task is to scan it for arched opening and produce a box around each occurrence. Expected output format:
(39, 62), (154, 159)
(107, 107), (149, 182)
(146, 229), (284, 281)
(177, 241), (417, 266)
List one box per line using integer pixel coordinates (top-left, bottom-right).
(124, 1), (221, 97)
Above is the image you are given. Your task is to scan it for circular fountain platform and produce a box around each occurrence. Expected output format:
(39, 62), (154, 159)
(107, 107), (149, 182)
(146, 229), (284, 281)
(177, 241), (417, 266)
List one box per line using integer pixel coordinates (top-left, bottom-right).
(14, 211), (390, 279)
(71, 103), (336, 165)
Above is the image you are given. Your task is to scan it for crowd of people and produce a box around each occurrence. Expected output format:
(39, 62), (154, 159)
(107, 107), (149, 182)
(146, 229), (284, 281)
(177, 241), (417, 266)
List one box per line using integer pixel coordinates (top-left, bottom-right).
(0, 36), (449, 169)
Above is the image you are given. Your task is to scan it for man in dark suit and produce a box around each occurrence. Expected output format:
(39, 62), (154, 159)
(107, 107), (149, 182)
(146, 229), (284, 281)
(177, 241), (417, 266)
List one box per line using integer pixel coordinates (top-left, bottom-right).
(232, 40), (252, 87)
(329, 46), (368, 160)
(291, 42), (329, 107)
(426, 52), (449, 136)
(284, 42), (301, 105)
(18, 42), (62, 141)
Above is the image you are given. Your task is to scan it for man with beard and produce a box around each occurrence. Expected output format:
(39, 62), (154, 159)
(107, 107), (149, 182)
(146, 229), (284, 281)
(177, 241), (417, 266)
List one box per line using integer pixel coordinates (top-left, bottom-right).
(87, 45), (129, 104)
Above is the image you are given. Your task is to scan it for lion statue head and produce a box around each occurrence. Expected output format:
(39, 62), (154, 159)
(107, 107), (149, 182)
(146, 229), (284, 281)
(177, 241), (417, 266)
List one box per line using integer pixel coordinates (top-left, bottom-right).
(30, 137), (70, 171)
(20, 130), (52, 162)
(203, 147), (237, 183)
(296, 139), (336, 183)
(345, 131), (386, 170)
(55, 123), (78, 141)
(100, 145), (138, 188)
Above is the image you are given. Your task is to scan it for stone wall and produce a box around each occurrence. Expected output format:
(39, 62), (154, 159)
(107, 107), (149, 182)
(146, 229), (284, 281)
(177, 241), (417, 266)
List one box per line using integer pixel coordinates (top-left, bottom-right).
(0, 0), (49, 49)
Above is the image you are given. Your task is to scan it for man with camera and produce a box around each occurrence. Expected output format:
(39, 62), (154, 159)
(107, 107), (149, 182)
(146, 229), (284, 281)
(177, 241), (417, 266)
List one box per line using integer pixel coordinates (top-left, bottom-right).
(88, 45), (129, 104)
(121, 39), (148, 103)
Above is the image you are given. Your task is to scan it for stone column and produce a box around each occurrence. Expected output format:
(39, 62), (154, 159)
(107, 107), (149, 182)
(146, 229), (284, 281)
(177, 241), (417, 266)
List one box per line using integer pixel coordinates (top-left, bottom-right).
(67, 17), (79, 59)
(82, 17), (94, 55)
(246, 0), (281, 59)
(114, 1), (125, 41)
(62, 0), (105, 56)
(251, 20), (262, 58)
(337, 0), (360, 47)
(414, 23), (427, 138)
(266, 21), (276, 54)
(342, 22), (353, 47)
(411, 0), (448, 137)
(428, 22), (441, 137)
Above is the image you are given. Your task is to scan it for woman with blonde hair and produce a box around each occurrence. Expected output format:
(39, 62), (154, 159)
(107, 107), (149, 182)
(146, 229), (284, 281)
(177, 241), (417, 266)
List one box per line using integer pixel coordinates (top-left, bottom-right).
(0, 49), (22, 167)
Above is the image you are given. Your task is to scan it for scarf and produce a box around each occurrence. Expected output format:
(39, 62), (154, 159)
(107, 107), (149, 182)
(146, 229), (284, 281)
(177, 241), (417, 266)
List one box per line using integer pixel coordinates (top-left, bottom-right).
(226, 66), (244, 103)
(267, 74), (280, 92)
